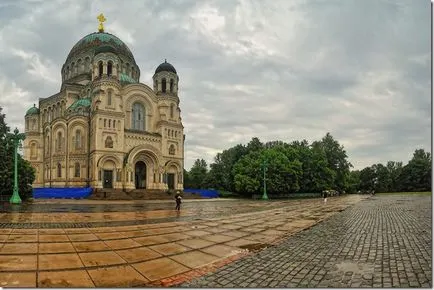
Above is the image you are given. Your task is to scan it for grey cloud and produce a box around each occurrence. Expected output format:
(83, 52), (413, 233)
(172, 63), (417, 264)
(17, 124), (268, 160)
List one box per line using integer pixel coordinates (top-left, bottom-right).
(0, 0), (430, 171)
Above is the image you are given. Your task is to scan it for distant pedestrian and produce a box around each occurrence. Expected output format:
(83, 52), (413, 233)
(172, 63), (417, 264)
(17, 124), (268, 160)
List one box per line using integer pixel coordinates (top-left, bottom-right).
(323, 190), (328, 203)
(175, 191), (182, 211)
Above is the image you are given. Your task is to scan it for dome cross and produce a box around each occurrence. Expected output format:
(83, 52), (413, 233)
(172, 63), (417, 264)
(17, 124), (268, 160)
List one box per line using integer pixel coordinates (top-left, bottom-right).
(97, 13), (106, 32)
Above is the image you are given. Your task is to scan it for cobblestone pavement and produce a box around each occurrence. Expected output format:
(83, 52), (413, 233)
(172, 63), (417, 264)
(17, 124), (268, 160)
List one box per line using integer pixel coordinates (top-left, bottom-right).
(182, 195), (432, 288)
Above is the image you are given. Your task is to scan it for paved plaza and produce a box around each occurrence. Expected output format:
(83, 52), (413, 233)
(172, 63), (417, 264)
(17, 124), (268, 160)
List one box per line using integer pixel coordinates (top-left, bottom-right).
(183, 194), (432, 288)
(0, 194), (430, 287)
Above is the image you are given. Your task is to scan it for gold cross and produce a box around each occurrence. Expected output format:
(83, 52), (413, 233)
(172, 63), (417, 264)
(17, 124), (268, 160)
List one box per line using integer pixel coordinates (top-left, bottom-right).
(97, 13), (106, 32)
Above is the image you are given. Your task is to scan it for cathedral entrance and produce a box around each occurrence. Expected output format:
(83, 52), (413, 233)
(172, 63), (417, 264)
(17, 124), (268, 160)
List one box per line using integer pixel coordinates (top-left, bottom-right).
(103, 170), (113, 188)
(135, 161), (147, 189)
(167, 173), (175, 190)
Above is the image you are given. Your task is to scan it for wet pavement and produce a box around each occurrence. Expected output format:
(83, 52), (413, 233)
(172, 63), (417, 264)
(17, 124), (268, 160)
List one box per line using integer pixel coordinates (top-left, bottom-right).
(0, 195), (367, 287)
(182, 195), (432, 288)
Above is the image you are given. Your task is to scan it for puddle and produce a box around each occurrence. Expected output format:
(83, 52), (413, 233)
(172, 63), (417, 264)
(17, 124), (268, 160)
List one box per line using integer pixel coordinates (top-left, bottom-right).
(238, 243), (270, 252)
(330, 261), (374, 275)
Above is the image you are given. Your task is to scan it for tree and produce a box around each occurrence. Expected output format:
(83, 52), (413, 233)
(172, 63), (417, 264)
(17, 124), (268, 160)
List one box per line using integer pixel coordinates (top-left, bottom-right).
(206, 144), (248, 191)
(398, 149), (431, 192)
(312, 133), (352, 191)
(0, 106), (35, 200)
(232, 148), (302, 196)
(188, 159), (208, 189)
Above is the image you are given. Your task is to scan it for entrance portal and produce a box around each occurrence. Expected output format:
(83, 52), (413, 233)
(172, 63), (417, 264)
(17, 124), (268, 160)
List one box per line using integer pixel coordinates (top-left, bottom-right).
(135, 161), (147, 189)
(103, 170), (113, 188)
(167, 173), (175, 190)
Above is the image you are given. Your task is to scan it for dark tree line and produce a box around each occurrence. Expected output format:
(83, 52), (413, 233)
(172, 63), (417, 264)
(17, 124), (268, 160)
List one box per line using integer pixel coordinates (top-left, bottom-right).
(184, 134), (431, 196)
(0, 106), (35, 200)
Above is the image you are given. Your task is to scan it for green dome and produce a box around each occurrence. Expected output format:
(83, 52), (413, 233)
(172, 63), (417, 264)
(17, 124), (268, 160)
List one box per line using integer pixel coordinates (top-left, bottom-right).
(68, 98), (91, 111)
(66, 32), (135, 63)
(26, 105), (39, 115)
(119, 73), (137, 85)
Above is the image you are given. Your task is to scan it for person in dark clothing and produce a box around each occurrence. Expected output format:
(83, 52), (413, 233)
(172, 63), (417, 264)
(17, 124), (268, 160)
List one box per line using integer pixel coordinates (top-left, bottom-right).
(322, 190), (328, 203)
(175, 191), (182, 211)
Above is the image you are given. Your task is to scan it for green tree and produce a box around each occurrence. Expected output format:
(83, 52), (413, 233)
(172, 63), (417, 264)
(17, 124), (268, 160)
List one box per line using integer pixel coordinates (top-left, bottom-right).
(398, 149), (431, 191)
(206, 144), (248, 191)
(311, 133), (352, 191)
(232, 148), (302, 195)
(188, 159), (208, 189)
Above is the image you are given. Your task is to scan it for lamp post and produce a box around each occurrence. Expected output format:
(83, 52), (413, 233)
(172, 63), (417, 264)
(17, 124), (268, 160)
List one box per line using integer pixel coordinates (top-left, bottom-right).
(262, 159), (268, 200)
(7, 128), (26, 204)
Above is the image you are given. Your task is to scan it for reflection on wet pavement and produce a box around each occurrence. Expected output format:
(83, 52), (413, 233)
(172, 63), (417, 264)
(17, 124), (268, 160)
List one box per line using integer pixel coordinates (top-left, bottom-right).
(0, 195), (367, 287)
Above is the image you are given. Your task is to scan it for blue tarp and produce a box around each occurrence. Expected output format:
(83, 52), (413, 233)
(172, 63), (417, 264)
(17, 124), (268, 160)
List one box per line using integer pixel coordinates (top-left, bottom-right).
(33, 187), (93, 199)
(183, 189), (219, 198)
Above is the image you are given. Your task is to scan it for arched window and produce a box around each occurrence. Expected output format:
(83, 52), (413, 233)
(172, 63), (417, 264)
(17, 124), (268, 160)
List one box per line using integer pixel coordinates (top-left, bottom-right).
(170, 79), (174, 92)
(105, 136), (113, 148)
(170, 104), (174, 118)
(75, 130), (82, 150)
(107, 61), (113, 76)
(126, 63), (130, 76)
(162, 78), (167, 93)
(57, 131), (62, 151)
(32, 119), (36, 130)
(57, 163), (62, 178)
(108, 119), (111, 128)
(77, 59), (82, 73)
(30, 143), (37, 158)
(74, 162), (80, 178)
(113, 120), (116, 129)
(45, 133), (50, 155)
(132, 102), (145, 131)
(107, 90), (112, 106)
(98, 61), (103, 77)
(169, 145), (175, 155)
(104, 119), (107, 127)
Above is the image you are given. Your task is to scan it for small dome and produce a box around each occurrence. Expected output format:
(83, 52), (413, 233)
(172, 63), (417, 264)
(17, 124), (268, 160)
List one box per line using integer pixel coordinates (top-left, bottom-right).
(68, 98), (91, 111)
(119, 73), (137, 85)
(26, 104), (39, 116)
(155, 59), (177, 74)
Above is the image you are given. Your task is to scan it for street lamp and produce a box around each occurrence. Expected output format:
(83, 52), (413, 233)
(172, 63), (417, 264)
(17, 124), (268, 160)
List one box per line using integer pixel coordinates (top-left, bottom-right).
(7, 128), (26, 204)
(262, 159), (268, 200)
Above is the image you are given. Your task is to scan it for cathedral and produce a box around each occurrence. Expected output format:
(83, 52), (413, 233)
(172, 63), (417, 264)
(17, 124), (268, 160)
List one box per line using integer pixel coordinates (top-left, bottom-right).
(23, 15), (184, 192)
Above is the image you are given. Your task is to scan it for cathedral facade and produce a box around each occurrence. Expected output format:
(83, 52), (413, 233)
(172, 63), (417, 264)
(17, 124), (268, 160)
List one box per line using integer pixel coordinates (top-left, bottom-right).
(23, 21), (184, 191)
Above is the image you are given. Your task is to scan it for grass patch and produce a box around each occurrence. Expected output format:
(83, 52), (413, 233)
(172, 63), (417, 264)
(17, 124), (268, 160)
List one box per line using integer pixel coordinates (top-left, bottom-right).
(377, 191), (431, 196)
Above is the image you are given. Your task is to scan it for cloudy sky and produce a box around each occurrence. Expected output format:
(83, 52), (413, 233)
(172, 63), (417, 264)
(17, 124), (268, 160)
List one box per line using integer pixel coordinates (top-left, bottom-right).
(0, 0), (431, 170)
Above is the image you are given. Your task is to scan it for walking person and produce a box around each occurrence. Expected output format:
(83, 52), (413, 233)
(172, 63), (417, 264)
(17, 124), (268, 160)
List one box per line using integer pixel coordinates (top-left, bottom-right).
(323, 190), (328, 203)
(175, 191), (182, 211)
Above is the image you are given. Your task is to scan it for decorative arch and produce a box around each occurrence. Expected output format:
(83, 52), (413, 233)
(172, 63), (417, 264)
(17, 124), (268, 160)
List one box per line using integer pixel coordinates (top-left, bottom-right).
(125, 92), (156, 114)
(127, 144), (161, 167)
(97, 155), (122, 169)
